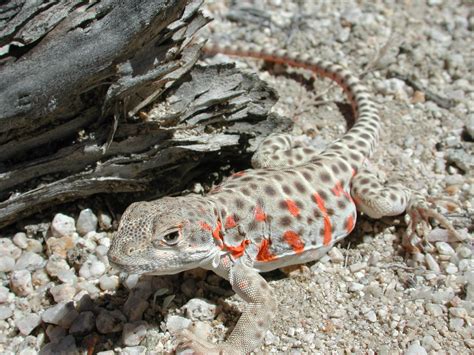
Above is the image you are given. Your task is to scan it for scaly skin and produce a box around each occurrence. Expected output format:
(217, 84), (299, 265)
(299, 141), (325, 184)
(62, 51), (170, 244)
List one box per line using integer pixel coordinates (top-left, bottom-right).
(108, 43), (460, 354)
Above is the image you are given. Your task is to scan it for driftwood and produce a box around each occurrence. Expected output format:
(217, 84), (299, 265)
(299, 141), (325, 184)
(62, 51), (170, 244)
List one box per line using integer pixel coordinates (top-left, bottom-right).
(0, 0), (279, 228)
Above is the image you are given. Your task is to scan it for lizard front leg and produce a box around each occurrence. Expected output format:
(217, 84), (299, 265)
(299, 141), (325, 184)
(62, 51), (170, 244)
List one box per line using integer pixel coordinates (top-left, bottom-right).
(176, 259), (276, 354)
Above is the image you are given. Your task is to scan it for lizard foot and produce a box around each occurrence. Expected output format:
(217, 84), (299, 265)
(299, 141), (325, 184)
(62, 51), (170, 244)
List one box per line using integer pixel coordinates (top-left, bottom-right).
(176, 328), (237, 355)
(403, 201), (462, 253)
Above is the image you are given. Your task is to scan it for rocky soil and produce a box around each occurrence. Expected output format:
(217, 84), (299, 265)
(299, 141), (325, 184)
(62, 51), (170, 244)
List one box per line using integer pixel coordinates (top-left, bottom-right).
(0, 1), (472, 354)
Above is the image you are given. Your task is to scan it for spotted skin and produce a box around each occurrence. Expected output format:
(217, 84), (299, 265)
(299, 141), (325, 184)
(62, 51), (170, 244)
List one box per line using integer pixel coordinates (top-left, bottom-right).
(108, 43), (461, 355)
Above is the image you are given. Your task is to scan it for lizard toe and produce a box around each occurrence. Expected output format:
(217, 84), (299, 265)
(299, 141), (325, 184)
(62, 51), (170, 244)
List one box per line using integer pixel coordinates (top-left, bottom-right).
(176, 328), (227, 355)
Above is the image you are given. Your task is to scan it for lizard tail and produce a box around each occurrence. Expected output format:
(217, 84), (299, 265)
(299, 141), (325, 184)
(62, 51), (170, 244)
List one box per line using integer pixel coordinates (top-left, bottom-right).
(203, 42), (381, 169)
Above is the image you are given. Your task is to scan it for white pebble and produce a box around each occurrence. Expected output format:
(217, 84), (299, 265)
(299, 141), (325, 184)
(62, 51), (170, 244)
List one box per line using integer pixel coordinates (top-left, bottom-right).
(10, 270), (33, 296)
(458, 259), (474, 272)
(76, 236), (97, 252)
(183, 298), (217, 321)
(99, 275), (119, 291)
(365, 310), (377, 322)
(46, 255), (70, 277)
(14, 251), (45, 271)
(25, 239), (43, 253)
(15, 313), (41, 335)
(165, 315), (191, 333)
(18, 348), (36, 355)
(32, 269), (50, 287)
(368, 252), (381, 266)
(349, 282), (365, 292)
(77, 281), (101, 299)
(0, 238), (22, 259)
(50, 284), (77, 303)
(121, 346), (147, 355)
(79, 257), (106, 279)
(264, 330), (279, 346)
(425, 303), (444, 317)
(13, 233), (28, 249)
(0, 305), (13, 320)
(435, 242), (455, 256)
(56, 269), (78, 284)
(425, 254), (440, 272)
(431, 289), (455, 304)
(98, 212), (113, 230)
(349, 262), (367, 273)
(124, 274), (140, 289)
(122, 321), (148, 346)
(421, 335), (441, 351)
(0, 256), (15, 272)
(328, 247), (344, 263)
(51, 213), (76, 238)
(95, 244), (109, 256)
(99, 237), (111, 248)
(449, 307), (467, 319)
(449, 317), (465, 331)
(76, 209), (98, 235)
(444, 263), (458, 274)
(456, 245), (472, 259)
(405, 341), (427, 355)
(0, 286), (10, 303)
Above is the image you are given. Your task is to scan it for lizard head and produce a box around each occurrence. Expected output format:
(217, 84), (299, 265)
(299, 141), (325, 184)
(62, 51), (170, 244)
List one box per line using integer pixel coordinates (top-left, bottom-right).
(108, 196), (218, 275)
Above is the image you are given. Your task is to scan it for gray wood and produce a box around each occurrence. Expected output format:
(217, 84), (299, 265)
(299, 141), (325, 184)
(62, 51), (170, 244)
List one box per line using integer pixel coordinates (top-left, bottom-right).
(0, 0), (279, 228)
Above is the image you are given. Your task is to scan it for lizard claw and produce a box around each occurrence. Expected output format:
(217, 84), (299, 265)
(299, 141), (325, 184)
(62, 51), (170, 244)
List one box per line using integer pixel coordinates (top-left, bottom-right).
(403, 201), (462, 253)
(176, 328), (231, 355)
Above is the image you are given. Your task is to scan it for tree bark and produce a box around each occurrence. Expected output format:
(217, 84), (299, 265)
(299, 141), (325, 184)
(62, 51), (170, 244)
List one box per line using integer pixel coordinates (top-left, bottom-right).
(0, 0), (278, 228)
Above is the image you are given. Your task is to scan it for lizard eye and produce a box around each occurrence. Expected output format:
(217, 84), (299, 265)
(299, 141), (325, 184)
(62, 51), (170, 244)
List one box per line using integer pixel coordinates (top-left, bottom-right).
(162, 231), (180, 245)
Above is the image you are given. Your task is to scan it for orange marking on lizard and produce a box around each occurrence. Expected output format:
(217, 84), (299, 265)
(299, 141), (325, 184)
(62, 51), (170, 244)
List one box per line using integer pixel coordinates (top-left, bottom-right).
(313, 192), (333, 246)
(199, 221), (212, 231)
(283, 231), (305, 253)
(346, 214), (355, 233)
(322, 218), (332, 246)
(255, 204), (267, 222)
(232, 171), (246, 177)
(331, 182), (343, 197)
(204, 219), (249, 258)
(333, 181), (354, 203)
(225, 240), (251, 259)
(224, 215), (237, 229)
(285, 199), (300, 217)
(256, 238), (277, 262)
(212, 220), (222, 242)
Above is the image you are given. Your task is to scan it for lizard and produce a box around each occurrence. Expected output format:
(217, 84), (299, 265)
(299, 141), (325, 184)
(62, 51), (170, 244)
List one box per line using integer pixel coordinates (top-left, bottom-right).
(107, 42), (461, 354)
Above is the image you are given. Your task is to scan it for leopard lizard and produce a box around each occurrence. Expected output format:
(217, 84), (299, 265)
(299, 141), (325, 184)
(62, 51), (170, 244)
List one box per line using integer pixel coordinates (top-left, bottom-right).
(108, 43), (461, 354)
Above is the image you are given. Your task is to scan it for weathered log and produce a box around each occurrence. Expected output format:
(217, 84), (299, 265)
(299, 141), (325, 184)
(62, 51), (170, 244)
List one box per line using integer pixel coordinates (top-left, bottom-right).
(0, 0), (279, 228)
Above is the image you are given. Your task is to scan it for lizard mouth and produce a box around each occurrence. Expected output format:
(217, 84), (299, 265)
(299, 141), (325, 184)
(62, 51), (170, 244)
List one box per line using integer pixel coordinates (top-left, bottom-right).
(108, 259), (157, 275)
(107, 255), (192, 276)
(107, 254), (152, 275)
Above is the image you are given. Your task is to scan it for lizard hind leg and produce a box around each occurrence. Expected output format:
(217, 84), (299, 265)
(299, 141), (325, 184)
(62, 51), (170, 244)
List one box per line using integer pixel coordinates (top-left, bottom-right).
(251, 133), (322, 168)
(351, 169), (461, 252)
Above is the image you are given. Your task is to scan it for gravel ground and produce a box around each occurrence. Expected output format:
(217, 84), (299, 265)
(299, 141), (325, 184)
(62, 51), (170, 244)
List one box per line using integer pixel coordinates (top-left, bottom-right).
(0, 1), (473, 354)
